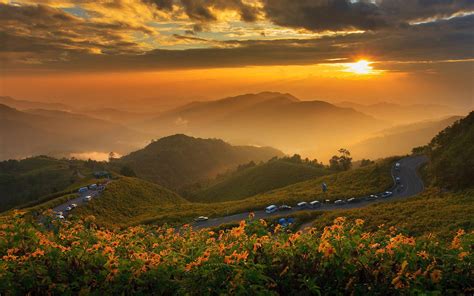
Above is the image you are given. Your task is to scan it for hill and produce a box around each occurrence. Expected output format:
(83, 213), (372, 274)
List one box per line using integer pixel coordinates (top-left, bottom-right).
(350, 116), (462, 159)
(337, 101), (462, 124)
(142, 92), (383, 160)
(73, 177), (189, 226)
(115, 134), (284, 190)
(0, 156), (103, 212)
(420, 111), (474, 189)
(186, 156), (330, 203)
(0, 104), (148, 160)
(0, 96), (71, 111)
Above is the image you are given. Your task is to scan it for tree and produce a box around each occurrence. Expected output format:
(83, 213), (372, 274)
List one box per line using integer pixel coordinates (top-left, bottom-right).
(120, 166), (136, 177)
(360, 159), (374, 167)
(329, 148), (352, 171)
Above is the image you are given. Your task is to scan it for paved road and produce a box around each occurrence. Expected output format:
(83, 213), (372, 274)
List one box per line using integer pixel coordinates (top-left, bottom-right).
(52, 183), (108, 217)
(192, 155), (428, 230)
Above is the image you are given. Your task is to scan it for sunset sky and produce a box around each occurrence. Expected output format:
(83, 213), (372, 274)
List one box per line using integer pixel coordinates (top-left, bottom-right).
(1, 0), (473, 109)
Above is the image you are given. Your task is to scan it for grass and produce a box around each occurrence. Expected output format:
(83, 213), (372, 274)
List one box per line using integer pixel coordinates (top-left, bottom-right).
(187, 158), (330, 203)
(297, 188), (474, 240)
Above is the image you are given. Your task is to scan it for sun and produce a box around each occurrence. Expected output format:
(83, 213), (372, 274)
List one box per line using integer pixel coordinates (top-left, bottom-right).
(345, 60), (373, 75)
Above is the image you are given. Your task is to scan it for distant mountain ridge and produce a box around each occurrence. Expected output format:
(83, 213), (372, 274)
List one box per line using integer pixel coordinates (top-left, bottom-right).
(0, 96), (71, 111)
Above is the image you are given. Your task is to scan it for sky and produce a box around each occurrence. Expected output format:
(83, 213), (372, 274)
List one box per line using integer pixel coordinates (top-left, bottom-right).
(1, 0), (473, 110)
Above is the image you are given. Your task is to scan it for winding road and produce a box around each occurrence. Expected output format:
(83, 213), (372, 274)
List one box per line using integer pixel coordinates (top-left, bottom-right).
(192, 155), (428, 229)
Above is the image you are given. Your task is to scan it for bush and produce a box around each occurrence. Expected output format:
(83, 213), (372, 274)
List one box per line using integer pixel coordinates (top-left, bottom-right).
(0, 212), (472, 294)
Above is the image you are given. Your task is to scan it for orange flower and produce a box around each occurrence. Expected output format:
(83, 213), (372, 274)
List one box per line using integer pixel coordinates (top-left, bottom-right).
(31, 249), (45, 258)
(430, 269), (442, 283)
(417, 251), (429, 260)
(458, 252), (469, 260)
(355, 219), (364, 226)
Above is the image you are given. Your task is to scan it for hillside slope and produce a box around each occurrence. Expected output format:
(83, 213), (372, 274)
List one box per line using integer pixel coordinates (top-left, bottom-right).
(74, 177), (189, 226)
(116, 134), (283, 190)
(187, 157), (330, 203)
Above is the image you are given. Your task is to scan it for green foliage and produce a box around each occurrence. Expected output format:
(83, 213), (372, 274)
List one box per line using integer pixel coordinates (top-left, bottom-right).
(187, 157), (330, 203)
(74, 177), (189, 226)
(119, 166), (136, 177)
(0, 156), (83, 212)
(423, 112), (474, 189)
(0, 212), (472, 294)
(308, 188), (474, 240)
(114, 134), (283, 190)
(329, 148), (352, 171)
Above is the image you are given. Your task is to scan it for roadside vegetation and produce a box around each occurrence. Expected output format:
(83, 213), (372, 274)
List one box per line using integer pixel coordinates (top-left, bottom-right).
(1, 211), (471, 294)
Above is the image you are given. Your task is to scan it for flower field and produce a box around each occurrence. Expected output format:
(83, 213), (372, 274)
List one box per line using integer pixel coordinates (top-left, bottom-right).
(1, 211), (472, 295)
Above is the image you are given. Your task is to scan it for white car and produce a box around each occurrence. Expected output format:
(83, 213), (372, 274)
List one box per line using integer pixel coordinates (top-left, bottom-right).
(310, 200), (321, 208)
(194, 216), (209, 222)
(66, 206), (72, 212)
(265, 205), (278, 214)
(71, 203), (78, 208)
(83, 196), (92, 202)
(347, 198), (356, 203)
(55, 211), (63, 216)
(334, 200), (345, 205)
(297, 201), (308, 208)
(395, 162), (401, 171)
(396, 177), (401, 184)
(56, 215), (65, 220)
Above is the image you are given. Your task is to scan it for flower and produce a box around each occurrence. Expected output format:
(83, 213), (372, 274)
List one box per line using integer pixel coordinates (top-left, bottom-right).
(458, 251), (469, 260)
(355, 219), (364, 226)
(430, 269), (442, 283)
(417, 251), (429, 260)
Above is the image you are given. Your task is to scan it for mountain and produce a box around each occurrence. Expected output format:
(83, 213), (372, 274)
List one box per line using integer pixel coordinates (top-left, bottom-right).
(0, 104), (149, 160)
(115, 134), (284, 190)
(186, 156), (330, 203)
(77, 108), (156, 124)
(0, 96), (71, 111)
(337, 101), (462, 124)
(142, 92), (383, 160)
(420, 112), (474, 189)
(350, 116), (463, 159)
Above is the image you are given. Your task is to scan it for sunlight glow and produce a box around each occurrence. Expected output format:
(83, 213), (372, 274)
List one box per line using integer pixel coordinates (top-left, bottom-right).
(345, 60), (374, 75)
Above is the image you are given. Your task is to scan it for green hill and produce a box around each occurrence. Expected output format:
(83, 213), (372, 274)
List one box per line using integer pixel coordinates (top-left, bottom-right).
(0, 156), (91, 212)
(74, 177), (189, 226)
(420, 112), (473, 189)
(187, 157), (330, 203)
(115, 134), (284, 190)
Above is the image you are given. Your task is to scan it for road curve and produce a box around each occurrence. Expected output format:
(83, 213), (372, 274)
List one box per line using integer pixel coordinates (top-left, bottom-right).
(192, 155), (428, 230)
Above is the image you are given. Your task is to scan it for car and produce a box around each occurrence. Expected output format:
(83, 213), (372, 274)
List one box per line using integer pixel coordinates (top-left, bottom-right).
(89, 184), (98, 190)
(265, 205), (278, 214)
(56, 214), (65, 220)
(310, 200), (321, 208)
(368, 194), (379, 200)
(194, 216), (209, 222)
(297, 201), (308, 208)
(66, 206), (72, 212)
(395, 177), (401, 184)
(395, 162), (401, 171)
(55, 211), (63, 216)
(279, 205), (292, 211)
(381, 191), (393, 198)
(334, 199), (345, 205)
(83, 196), (92, 202)
(70, 203), (78, 208)
(325, 199), (330, 204)
(78, 187), (88, 194)
(347, 198), (357, 203)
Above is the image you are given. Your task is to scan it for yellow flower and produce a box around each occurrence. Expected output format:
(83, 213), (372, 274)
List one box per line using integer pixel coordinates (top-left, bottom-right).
(31, 249), (45, 258)
(333, 217), (346, 225)
(355, 219), (364, 226)
(430, 269), (442, 283)
(417, 251), (429, 260)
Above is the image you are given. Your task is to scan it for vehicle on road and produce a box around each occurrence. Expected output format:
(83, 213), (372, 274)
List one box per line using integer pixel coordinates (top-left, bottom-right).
(55, 211), (63, 216)
(78, 187), (88, 194)
(83, 196), (92, 202)
(265, 205), (278, 214)
(347, 198), (357, 203)
(381, 191), (393, 198)
(89, 184), (98, 190)
(334, 199), (345, 205)
(297, 201), (308, 208)
(56, 215), (65, 220)
(395, 162), (401, 171)
(310, 200), (321, 208)
(279, 205), (292, 211)
(194, 216), (209, 222)
(368, 194), (379, 200)
(396, 177), (401, 184)
(325, 199), (330, 203)
(71, 204), (77, 208)
(66, 206), (72, 212)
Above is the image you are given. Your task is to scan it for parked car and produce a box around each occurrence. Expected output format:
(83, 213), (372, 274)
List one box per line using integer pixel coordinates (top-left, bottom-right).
(194, 216), (208, 222)
(66, 206), (72, 212)
(368, 194), (379, 200)
(334, 200), (345, 205)
(396, 177), (401, 184)
(325, 199), (330, 203)
(395, 162), (401, 171)
(265, 205), (278, 214)
(83, 196), (92, 202)
(56, 215), (65, 220)
(381, 191), (393, 198)
(71, 204), (78, 208)
(279, 205), (292, 211)
(310, 200), (321, 208)
(55, 211), (63, 216)
(88, 184), (98, 190)
(297, 201), (308, 208)
(78, 187), (88, 194)
(347, 198), (357, 203)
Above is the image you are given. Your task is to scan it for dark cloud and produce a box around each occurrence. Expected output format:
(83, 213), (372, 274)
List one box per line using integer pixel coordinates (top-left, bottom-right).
(261, 0), (474, 32)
